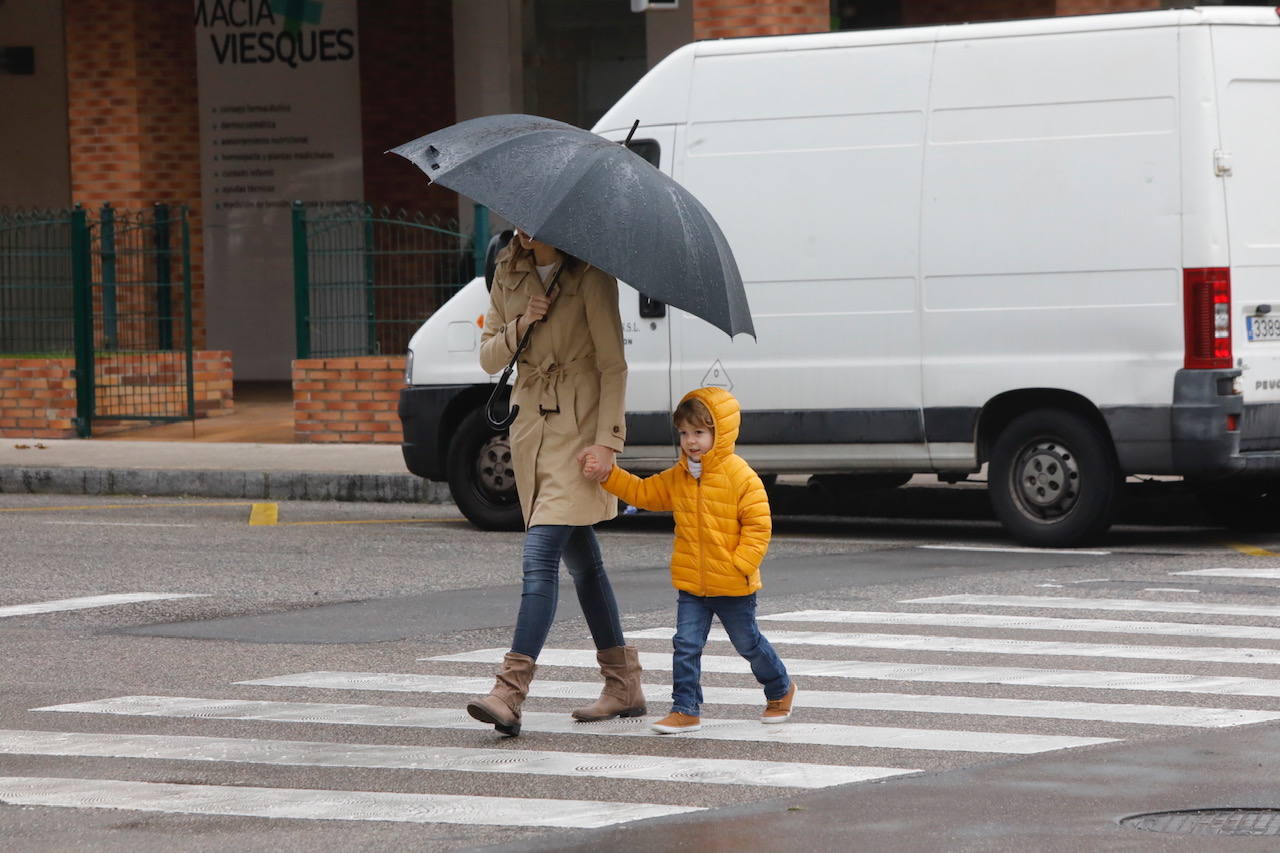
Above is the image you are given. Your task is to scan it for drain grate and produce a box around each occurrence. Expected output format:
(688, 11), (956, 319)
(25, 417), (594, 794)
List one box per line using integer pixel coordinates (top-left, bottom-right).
(1122, 808), (1280, 836)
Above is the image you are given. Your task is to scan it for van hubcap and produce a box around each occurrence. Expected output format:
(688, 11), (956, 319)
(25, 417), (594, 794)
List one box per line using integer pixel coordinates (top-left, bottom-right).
(1014, 439), (1079, 517)
(476, 434), (516, 497)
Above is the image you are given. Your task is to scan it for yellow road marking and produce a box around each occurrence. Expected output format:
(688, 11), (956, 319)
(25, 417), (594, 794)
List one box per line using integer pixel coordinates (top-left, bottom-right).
(248, 503), (279, 526)
(1226, 542), (1280, 557)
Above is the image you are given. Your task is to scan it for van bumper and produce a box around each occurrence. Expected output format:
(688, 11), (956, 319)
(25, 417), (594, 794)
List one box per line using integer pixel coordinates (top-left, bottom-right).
(398, 385), (472, 481)
(1105, 369), (1246, 478)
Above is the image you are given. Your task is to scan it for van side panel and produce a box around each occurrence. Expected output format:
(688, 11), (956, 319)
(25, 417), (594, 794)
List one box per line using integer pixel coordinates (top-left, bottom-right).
(677, 43), (932, 465)
(921, 26), (1183, 465)
(1213, 25), (1280, 453)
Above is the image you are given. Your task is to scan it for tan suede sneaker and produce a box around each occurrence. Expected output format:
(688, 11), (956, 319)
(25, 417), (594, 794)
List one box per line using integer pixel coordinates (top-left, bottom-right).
(761, 682), (797, 724)
(650, 711), (701, 733)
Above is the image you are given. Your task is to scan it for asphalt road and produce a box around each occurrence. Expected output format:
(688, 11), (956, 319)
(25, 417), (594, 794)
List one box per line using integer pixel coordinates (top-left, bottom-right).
(3, 495), (1280, 851)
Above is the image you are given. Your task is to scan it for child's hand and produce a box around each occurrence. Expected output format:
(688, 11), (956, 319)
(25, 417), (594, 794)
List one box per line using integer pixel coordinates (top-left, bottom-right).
(580, 451), (600, 479)
(576, 446), (615, 482)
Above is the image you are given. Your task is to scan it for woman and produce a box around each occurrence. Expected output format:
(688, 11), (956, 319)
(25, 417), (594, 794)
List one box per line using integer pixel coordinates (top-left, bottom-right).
(466, 227), (644, 737)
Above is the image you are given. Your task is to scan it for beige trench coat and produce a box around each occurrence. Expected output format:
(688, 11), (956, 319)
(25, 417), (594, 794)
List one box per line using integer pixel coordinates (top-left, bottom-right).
(479, 244), (628, 527)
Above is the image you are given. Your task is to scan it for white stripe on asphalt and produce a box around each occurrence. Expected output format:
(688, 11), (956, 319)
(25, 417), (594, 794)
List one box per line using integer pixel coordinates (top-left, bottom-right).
(0, 729), (892, 790)
(758, 609), (1280, 642)
(1171, 568), (1280, 580)
(902, 594), (1280, 618)
(33, 696), (1112, 754)
(917, 544), (1111, 556)
(0, 593), (205, 618)
(627, 627), (1280, 667)
(0, 775), (698, 828)
(429, 648), (1280, 699)
(240, 671), (1280, 729)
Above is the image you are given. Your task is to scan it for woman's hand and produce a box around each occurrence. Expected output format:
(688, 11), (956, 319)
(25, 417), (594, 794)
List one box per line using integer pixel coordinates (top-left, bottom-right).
(576, 445), (616, 483)
(516, 292), (556, 336)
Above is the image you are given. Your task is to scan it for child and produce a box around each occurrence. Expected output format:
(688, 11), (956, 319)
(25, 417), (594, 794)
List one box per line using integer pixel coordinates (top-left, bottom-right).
(581, 386), (795, 733)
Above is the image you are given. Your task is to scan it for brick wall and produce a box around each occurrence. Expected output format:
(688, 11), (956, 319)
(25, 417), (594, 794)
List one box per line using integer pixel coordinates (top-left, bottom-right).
(1055, 0), (1159, 15)
(64, 0), (206, 349)
(0, 351), (233, 439)
(358, 1), (458, 222)
(693, 0), (830, 40)
(292, 357), (404, 444)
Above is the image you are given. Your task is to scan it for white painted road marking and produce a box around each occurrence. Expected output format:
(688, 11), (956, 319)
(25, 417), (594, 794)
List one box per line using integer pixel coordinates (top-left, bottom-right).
(903, 594), (1280, 619)
(1172, 568), (1280, 580)
(0, 776), (699, 828)
(431, 648), (1280, 699)
(758, 609), (1280, 642)
(628, 626), (1280, 667)
(917, 544), (1111, 556)
(34, 696), (1113, 754)
(241, 671), (1280, 728)
(0, 729), (892, 790)
(0, 593), (205, 619)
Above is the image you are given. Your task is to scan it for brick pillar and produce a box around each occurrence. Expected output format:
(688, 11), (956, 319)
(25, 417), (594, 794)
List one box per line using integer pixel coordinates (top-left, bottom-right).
(693, 0), (830, 40)
(358, 0), (458, 221)
(64, 0), (206, 348)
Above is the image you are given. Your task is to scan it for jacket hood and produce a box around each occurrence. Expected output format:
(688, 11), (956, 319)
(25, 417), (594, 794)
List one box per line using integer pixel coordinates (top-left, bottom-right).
(679, 386), (739, 464)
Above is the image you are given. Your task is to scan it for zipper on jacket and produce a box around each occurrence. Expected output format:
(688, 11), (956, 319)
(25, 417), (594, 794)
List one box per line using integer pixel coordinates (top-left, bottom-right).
(694, 470), (708, 597)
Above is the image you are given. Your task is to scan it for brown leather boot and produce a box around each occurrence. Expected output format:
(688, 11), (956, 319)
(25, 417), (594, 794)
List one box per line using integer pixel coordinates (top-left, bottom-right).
(466, 651), (536, 736)
(572, 645), (646, 722)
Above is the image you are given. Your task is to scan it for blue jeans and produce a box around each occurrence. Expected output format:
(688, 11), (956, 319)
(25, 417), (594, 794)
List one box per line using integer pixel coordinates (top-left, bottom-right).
(510, 525), (626, 659)
(671, 590), (790, 716)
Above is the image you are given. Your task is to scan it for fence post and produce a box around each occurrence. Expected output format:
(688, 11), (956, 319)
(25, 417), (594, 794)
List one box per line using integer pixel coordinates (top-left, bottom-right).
(100, 203), (118, 350)
(154, 203), (173, 349)
(180, 206), (196, 420)
(363, 208), (377, 355)
(292, 201), (311, 359)
(71, 205), (94, 438)
(472, 203), (489, 279)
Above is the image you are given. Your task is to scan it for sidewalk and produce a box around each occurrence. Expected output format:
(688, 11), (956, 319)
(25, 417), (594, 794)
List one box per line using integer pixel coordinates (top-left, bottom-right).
(0, 437), (449, 503)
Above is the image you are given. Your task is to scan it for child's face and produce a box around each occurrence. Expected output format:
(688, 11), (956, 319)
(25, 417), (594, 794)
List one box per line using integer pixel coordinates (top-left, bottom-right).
(676, 419), (714, 462)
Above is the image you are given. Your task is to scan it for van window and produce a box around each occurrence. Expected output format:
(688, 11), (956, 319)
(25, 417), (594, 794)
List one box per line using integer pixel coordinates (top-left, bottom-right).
(626, 139), (660, 169)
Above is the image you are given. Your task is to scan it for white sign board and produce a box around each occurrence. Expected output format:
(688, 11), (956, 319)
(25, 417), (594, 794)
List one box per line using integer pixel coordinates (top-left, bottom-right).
(195, 0), (364, 379)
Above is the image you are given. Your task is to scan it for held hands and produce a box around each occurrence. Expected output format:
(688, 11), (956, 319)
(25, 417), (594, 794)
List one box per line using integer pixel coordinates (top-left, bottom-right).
(577, 445), (616, 483)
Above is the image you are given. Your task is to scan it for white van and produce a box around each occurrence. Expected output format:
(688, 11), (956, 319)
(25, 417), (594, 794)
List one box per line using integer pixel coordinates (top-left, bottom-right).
(399, 6), (1280, 546)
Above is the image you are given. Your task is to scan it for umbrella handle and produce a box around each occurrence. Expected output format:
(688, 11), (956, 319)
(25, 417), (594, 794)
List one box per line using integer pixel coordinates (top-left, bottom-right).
(484, 264), (564, 431)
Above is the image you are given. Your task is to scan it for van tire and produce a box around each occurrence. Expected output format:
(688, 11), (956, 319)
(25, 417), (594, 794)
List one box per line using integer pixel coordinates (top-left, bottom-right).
(988, 409), (1118, 547)
(447, 407), (523, 531)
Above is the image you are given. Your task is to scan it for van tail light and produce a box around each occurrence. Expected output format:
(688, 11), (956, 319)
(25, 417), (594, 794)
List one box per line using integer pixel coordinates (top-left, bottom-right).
(1183, 267), (1232, 369)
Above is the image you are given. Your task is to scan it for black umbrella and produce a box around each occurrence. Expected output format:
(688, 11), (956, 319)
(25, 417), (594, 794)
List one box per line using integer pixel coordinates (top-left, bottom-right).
(390, 114), (753, 427)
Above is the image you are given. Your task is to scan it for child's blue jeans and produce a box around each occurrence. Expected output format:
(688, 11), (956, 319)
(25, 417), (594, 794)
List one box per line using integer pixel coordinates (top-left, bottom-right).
(670, 590), (790, 716)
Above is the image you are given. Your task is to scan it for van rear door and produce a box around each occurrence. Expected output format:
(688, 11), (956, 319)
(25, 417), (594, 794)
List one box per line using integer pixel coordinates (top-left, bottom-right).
(1213, 23), (1280, 452)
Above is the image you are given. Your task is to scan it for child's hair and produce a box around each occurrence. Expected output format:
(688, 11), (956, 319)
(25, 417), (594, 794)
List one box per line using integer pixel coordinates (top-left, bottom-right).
(673, 397), (714, 431)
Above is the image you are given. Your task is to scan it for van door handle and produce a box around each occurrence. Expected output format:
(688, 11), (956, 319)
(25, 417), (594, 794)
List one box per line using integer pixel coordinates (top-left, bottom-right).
(639, 294), (666, 319)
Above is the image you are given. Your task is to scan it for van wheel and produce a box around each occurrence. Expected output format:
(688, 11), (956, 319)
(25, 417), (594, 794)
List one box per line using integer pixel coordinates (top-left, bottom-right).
(988, 409), (1118, 547)
(1190, 479), (1280, 532)
(446, 407), (523, 531)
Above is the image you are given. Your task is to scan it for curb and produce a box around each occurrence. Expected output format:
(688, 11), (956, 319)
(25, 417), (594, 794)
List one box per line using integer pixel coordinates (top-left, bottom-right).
(0, 466), (451, 504)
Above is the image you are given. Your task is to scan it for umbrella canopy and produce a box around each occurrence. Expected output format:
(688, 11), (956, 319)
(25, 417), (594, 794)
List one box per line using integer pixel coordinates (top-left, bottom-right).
(389, 114), (754, 339)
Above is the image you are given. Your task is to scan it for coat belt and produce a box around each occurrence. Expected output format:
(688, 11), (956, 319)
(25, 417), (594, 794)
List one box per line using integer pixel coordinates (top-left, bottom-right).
(519, 354), (590, 415)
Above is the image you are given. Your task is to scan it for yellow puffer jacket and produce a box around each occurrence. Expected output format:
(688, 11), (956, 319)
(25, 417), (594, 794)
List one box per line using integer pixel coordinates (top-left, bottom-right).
(602, 386), (770, 597)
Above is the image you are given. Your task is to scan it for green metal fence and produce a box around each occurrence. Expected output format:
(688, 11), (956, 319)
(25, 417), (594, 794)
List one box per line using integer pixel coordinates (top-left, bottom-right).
(292, 202), (488, 359)
(0, 204), (193, 436)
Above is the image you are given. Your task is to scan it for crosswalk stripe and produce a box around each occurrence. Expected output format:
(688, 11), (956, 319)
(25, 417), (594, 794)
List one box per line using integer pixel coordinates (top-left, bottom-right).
(33, 696), (1113, 754)
(0, 776), (699, 828)
(239, 671), (1280, 728)
(1171, 568), (1280, 580)
(430, 648), (1280, 699)
(758, 609), (1280, 642)
(0, 729), (889, 790)
(0, 593), (205, 619)
(627, 627), (1280, 667)
(902, 594), (1280, 618)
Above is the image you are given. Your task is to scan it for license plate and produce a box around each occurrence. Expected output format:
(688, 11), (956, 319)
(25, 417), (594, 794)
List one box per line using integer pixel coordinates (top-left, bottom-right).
(1246, 314), (1280, 342)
